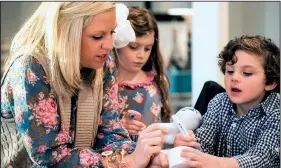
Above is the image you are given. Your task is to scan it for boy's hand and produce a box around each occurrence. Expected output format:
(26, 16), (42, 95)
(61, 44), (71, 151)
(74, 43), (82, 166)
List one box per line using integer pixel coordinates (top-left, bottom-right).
(174, 131), (201, 148)
(121, 110), (146, 134)
(181, 147), (239, 168)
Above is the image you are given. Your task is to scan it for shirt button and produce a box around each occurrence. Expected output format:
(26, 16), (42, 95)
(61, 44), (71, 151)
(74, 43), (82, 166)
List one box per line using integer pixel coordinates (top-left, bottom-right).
(231, 123), (237, 127)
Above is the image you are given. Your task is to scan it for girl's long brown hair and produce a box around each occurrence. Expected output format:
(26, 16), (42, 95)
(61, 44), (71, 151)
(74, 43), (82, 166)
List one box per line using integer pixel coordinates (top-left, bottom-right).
(127, 6), (172, 121)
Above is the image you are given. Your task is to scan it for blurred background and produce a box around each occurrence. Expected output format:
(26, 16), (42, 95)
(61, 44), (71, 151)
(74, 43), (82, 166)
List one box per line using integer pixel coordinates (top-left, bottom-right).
(1, 2), (280, 113)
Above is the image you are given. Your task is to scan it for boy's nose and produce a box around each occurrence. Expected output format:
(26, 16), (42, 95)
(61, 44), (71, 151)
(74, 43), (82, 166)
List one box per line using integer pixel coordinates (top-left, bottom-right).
(231, 72), (240, 83)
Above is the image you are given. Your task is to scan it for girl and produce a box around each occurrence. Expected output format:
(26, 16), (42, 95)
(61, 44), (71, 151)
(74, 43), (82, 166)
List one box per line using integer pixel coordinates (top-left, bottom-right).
(113, 6), (172, 141)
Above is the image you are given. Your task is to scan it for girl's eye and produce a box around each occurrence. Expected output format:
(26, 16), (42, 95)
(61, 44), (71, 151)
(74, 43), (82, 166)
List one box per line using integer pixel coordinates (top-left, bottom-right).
(129, 45), (137, 50)
(145, 48), (152, 52)
(243, 72), (252, 76)
(92, 36), (103, 40)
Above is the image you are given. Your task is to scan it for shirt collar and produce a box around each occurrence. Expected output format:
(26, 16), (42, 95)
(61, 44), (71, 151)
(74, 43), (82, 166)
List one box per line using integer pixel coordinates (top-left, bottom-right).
(257, 92), (279, 116)
(229, 92), (279, 117)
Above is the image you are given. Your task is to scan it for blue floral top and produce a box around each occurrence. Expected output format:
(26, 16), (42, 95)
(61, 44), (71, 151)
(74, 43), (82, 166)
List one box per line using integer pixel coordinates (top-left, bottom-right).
(1, 55), (135, 168)
(117, 71), (163, 141)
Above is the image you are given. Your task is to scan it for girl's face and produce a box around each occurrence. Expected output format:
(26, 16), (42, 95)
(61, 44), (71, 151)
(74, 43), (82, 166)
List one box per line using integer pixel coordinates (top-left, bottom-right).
(117, 32), (155, 73)
(224, 50), (276, 109)
(81, 9), (116, 69)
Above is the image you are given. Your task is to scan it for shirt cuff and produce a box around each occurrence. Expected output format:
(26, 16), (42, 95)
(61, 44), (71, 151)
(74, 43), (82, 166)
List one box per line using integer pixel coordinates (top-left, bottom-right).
(233, 154), (254, 168)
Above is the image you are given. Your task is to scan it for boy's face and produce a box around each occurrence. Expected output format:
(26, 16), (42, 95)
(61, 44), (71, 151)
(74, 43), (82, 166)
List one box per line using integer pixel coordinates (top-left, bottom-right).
(224, 50), (275, 107)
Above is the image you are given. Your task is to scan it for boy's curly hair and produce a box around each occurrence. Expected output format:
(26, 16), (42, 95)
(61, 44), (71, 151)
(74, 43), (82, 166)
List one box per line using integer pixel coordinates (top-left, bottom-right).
(218, 35), (280, 93)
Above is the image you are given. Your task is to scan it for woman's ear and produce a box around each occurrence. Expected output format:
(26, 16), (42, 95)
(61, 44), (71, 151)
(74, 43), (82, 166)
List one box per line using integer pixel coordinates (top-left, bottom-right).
(265, 82), (278, 91)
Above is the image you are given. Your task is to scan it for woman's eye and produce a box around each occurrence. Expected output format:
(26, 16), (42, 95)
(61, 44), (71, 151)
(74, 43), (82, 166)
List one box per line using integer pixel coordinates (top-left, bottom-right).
(111, 30), (116, 35)
(92, 36), (103, 40)
(243, 72), (252, 76)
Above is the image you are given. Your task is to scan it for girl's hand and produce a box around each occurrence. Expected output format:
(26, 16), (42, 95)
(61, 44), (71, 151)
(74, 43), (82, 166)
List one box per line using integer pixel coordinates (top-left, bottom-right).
(174, 131), (201, 148)
(121, 110), (146, 134)
(130, 123), (168, 168)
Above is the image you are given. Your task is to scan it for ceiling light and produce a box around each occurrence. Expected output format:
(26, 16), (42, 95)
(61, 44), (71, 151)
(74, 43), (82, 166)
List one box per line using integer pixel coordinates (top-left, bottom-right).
(167, 8), (194, 16)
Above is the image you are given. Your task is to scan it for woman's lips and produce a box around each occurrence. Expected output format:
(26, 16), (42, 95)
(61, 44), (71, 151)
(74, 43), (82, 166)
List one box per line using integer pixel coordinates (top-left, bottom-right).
(96, 54), (107, 61)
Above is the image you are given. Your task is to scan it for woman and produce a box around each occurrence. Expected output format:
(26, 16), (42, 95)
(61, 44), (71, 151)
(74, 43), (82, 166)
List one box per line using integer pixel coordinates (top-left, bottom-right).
(1, 2), (167, 167)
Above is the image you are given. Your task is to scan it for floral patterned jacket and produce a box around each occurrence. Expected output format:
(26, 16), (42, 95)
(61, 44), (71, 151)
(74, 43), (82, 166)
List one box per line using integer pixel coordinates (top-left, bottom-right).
(1, 55), (135, 168)
(118, 71), (163, 141)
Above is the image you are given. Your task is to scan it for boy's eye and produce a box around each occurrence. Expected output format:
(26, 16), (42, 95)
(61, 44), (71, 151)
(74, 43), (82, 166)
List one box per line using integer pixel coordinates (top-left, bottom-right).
(243, 72), (252, 76)
(226, 70), (234, 74)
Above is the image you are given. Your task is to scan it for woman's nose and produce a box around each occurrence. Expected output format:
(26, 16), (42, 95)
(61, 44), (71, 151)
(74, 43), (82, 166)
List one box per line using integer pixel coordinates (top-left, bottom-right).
(102, 35), (114, 51)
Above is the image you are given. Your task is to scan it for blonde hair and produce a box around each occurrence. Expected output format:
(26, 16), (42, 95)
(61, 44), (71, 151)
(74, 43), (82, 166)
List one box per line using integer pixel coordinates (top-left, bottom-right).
(7, 2), (115, 96)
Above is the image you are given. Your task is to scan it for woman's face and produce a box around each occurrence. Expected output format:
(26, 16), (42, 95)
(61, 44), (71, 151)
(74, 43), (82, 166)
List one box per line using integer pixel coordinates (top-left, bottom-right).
(81, 9), (116, 69)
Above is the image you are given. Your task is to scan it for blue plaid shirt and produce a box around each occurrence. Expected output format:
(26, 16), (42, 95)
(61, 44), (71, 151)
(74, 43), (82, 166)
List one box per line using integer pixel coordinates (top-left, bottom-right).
(196, 92), (280, 168)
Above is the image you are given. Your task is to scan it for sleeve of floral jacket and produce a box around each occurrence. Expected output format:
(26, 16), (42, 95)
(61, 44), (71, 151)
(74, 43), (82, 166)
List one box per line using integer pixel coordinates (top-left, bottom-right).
(93, 54), (136, 154)
(1, 55), (135, 168)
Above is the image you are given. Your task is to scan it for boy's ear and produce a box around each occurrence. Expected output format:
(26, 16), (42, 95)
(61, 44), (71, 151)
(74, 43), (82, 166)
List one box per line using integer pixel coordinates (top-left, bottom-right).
(265, 82), (278, 91)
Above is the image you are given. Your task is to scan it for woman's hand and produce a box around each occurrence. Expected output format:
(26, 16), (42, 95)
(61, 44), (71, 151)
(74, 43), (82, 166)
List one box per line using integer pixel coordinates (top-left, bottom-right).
(129, 123), (168, 168)
(148, 151), (169, 168)
(174, 131), (201, 148)
(121, 110), (146, 135)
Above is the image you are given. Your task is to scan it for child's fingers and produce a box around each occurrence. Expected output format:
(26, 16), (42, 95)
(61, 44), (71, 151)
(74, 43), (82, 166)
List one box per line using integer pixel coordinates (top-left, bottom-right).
(179, 133), (197, 142)
(130, 120), (146, 128)
(184, 160), (202, 168)
(125, 123), (143, 132)
(178, 141), (201, 148)
(121, 117), (146, 129)
(187, 130), (196, 138)
(128, 130), (139, 135)
(182, 147), (202, 156)
(174, 132), (200, 147)
(181, 148), (201, 161)
(127, 110), (142, 120)
(142, 123), (168, 134)
(182, 148), (204, 167)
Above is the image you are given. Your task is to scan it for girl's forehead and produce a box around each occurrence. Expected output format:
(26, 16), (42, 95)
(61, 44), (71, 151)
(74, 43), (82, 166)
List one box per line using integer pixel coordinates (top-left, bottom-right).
(135, 33), (155, 44)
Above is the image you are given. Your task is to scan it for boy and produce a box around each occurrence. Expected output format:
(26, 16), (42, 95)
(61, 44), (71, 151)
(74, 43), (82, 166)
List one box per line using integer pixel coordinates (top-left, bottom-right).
(180, 35), (280, 168)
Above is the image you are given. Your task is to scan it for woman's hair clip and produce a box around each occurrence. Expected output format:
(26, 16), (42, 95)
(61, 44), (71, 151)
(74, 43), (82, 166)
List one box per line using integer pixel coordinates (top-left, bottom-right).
(114, 3), (136, 49)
